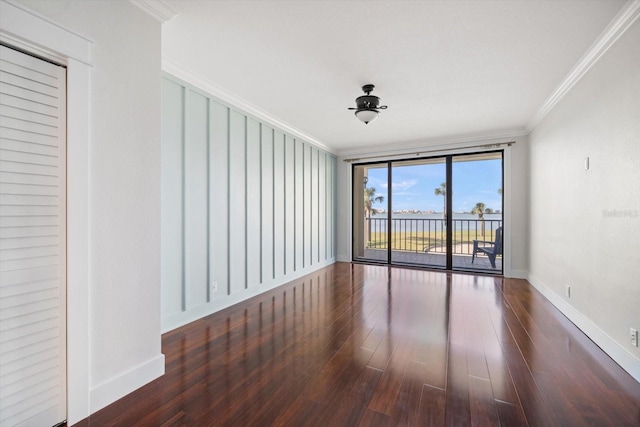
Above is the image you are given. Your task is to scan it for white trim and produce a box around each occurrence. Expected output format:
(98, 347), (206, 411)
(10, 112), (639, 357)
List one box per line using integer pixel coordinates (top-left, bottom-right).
(502, 145), (513, 278)
(528, 273), (640, 383)
(129, 0), (178, 23)
(66, 58), (91, 426)
(507, 269), (528, 280)
(162, 58), (335, 154)
(0, 1), (93, 424)
(57, 61), (68, 426)
(0, 0), (93, 65)
(162, 259), (336, 333)
(527, 0), (640, 132)
(336, 128), (527, 158)
(89, 354), (166, 414)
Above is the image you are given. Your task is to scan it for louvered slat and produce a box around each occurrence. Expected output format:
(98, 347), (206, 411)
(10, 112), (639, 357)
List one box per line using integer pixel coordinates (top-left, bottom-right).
(0, 70), (59, 98)
(0, 183), (59, 196)
(0, 104), (59, 127)
(0, 126), (57, 146)
(0, 170), (59, 186)
(0, 216), (59, 227)
(0, 44), (66, 426)
(0, 225), (58, 239)
(0, 93), (58, 118)
(0, 59), (59, 87)
(0, 82), (58, 108)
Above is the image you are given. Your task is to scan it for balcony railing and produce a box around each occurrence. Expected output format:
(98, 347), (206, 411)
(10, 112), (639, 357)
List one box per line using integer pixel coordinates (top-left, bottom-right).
(365, 218), (502, 255)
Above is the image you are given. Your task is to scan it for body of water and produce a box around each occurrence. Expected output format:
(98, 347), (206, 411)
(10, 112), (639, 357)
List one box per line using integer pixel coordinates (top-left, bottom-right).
(366, 213), (502, 233)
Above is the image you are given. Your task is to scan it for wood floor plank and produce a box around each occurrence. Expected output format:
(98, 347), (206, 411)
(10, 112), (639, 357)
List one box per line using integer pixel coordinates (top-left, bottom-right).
(357, 408), (394, 427)
(469, 376), (500, 426)
(417, 384), (446, 426)
(494, 400), (527, 427)
(73, 263), (640, 427)
(324, 366), (384, 426)
(390, 360), (428, 425)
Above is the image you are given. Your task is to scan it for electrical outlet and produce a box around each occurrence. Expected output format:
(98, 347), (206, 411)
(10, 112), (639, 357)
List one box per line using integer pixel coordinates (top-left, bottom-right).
(566, 285), (571, 298)
(631, 328), (638, 347)
(211, 281), (218, 293)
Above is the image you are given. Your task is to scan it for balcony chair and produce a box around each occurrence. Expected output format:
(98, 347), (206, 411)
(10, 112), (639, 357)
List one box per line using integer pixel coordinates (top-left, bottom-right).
(471, 226), (502, 268)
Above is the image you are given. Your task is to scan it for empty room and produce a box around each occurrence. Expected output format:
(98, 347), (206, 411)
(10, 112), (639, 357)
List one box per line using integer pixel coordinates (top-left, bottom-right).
(0, 0), (639, 426)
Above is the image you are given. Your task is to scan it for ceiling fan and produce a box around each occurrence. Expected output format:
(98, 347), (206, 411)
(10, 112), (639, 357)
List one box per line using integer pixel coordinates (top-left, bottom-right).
(348, 84), (388, 124)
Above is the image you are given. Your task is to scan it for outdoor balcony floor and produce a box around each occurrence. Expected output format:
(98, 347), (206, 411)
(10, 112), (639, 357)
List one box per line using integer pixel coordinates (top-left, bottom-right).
(362, 248), (502, 272)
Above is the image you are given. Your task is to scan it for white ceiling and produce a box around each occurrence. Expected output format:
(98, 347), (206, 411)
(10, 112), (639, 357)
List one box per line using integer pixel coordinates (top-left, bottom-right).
(162, 0), (628, 153)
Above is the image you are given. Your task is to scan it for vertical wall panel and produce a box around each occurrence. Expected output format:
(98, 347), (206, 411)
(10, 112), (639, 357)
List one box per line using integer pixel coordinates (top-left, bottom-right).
(305, 144), (313, 267)
(210, 101), (229, 298)
(229, 110), (246, 293)
(246, 118), (261, 287)
(295, 140), (304, 271)
(261, 126), (274, 282)
(311, 148), (318, 265)
(161, 79), (184, 316)
(325, 153), (330, 260)
(273, 131), (285, 278)
(329, 156), (335, 258)
(161, 75), (337, 331)
(184, 91), (209, 308)
(285, 136), (295, 273)
(319, 152), (326, 262)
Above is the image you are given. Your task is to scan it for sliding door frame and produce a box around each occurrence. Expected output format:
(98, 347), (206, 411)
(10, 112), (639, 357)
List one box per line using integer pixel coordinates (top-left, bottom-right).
(351, 149), (504, 274)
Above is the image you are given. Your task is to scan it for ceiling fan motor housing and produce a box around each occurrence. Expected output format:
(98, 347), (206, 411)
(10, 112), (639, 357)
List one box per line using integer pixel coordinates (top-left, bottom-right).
(355, 94), (381, 109)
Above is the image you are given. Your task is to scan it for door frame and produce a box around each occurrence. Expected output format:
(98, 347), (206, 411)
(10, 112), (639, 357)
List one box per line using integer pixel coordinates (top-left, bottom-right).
(351, 150), (505, 274)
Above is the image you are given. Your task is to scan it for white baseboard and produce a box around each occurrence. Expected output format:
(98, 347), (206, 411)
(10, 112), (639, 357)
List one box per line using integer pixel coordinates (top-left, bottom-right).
(507, 269), (528, 279)
(527, 273), (640, 383)
(161, 259), (337, 333)
(89, 353), (165, 414)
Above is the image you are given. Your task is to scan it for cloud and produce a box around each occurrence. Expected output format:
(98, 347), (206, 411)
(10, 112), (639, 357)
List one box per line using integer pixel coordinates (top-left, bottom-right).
(380, 179), (418, 191)
(395, 180), (417, 190)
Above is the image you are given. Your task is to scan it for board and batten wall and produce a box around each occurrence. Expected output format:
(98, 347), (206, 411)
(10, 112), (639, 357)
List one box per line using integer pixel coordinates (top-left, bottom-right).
(161, 75), (337, 332)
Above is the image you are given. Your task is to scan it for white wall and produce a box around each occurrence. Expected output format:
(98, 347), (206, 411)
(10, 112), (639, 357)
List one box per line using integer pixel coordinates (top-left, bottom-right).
(14, 0), (165, 419)
(335, 135), (530, 278)
(161, 75), (337, 332)
(529, 18), (640, 380)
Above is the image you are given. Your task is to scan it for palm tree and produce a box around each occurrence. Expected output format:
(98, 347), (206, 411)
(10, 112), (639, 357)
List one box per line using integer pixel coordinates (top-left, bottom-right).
(364, 187), (384, 247)
(434, 182), (446, 245)
(434, 182), (446, 220)
(471, 202), (486, 237)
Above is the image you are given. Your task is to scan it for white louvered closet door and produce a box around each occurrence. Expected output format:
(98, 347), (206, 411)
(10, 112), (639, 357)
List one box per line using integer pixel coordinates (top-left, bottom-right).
(0, 45), (67, 427)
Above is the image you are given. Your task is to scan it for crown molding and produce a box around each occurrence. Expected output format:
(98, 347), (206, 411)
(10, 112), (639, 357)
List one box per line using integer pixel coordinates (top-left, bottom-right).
(129, 0), (178, 23)
(336, 128), (528, 158)
(162, 57), (334, 153)
(527, 0), (640, 132)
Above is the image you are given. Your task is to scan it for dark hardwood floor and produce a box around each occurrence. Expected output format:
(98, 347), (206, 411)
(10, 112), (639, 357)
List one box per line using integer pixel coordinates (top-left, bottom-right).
(77, 262), (640, 426)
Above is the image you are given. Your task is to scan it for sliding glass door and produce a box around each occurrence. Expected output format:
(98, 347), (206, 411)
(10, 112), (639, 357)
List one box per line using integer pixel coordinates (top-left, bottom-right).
(451, 153), (503, 271)
(353, 163), (389, 263)
(352, 151), (503, 273)
(390, 158), (447, 268)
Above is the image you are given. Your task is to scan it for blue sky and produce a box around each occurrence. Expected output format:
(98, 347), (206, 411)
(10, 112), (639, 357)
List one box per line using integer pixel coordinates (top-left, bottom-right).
(365, 158), (502, 213)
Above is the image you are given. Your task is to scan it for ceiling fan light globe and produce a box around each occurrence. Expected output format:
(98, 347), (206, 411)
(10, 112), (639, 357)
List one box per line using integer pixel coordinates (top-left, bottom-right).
(355, 109), (379, 124)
